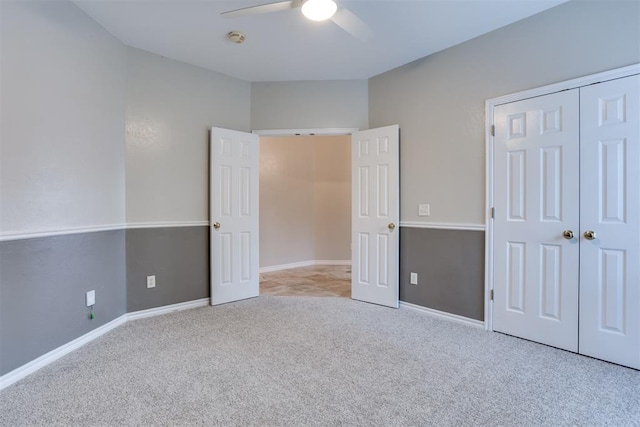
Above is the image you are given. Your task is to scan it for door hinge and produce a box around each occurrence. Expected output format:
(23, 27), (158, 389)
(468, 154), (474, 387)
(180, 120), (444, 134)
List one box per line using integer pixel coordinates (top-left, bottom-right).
(490, 125), (495, 137)
(491, 207), (495, 219)
(490, 289), (494, 301)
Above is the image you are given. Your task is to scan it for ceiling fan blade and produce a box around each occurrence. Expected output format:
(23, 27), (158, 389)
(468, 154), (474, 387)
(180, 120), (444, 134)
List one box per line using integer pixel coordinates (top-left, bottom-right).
(221, 0), (300, 19)
(331, 8), (373, 42)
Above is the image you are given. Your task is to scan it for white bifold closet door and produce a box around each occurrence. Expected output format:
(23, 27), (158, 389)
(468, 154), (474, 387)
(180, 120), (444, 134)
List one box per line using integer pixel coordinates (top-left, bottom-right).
(493, 74), (639, 369)
(493, 89), (580, 352)
(579, 75), (640, 369)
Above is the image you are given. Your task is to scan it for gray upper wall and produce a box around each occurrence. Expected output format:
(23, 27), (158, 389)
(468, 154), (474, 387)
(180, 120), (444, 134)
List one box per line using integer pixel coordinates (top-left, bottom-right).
(369, 0), (640, 225)
(125, 47), (251, 225)
(251, 80), (369, 131)
(1, 0), (127, 235)
(5, 0), (638, 234)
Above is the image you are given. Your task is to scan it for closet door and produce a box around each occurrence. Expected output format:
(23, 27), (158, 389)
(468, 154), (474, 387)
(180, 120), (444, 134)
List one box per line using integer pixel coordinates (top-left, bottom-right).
(493, 90), (580, 351)
(579, 75), (640, 369)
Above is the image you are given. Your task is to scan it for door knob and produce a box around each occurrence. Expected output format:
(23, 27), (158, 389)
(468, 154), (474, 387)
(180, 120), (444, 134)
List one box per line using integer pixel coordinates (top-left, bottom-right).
(213, 222), (221, 230)
(584, 230), (596, 240)
(388, 223), (396, 231)
(562, 230), (574, 239)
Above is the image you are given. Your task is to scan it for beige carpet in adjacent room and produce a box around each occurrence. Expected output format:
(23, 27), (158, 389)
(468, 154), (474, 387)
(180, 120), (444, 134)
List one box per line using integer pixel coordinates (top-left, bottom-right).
(260, 265), (350, 297)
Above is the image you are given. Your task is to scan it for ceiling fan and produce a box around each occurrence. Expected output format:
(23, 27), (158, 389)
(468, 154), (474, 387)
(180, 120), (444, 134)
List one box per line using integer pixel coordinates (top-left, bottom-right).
(221, 0), (373, 41)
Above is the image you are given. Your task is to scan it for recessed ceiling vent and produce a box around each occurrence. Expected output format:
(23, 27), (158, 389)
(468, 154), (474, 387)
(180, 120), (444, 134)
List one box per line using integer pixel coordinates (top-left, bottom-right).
(226, 31), (246, 44)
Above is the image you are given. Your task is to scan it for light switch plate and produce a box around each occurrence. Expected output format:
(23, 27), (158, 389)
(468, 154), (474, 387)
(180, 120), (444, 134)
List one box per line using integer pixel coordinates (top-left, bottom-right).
(86, 290), (95, 307)
(418, 204), (430, 216)
(147, 275), (156, 288)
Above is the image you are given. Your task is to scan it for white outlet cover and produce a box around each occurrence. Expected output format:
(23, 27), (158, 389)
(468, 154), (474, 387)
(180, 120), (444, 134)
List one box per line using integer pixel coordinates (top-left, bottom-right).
(410, 272), (418, 285)
(147, 275), (156, 288)
(418, 204), (430, 216)
(86, 290), (95, 307)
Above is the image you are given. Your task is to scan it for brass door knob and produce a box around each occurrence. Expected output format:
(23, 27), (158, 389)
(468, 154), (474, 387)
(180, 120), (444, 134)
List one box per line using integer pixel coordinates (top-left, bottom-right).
(562, 230), (574, 239)
(584, 230), (596, 240)
(213, 222), (221, 230)
(388, 223), (396, 231)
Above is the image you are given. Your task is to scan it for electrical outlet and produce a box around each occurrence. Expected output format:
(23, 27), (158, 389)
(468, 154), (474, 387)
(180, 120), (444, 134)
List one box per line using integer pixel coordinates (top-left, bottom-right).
(418, 204), (430, 216)
(147, 275), (156, 289)
(410, 272), (418, 285)
(86, 290), (95, 307)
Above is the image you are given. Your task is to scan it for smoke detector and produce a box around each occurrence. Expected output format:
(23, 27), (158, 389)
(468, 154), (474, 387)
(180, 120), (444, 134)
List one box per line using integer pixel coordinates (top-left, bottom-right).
(226, 31), (246, 44)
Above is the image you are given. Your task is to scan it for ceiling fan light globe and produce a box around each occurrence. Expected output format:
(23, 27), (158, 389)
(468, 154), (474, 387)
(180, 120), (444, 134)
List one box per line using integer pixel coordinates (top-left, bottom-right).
(301, 0), (338, 21)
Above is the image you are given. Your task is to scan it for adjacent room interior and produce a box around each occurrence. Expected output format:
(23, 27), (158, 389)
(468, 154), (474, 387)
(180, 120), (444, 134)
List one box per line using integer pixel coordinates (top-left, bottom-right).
(258, 134), (352, 298)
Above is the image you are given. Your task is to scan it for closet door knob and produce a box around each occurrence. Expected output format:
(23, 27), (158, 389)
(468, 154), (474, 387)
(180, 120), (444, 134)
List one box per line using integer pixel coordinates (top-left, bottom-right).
(388, 223), (396, 231)
(562, 230), (574, 239)
(213, 222), (221, 230)
(584, 230), (597, 240)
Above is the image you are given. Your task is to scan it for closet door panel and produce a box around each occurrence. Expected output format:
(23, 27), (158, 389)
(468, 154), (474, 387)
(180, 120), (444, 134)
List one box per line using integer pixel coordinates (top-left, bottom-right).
(493, 89), (580, 352)
(579, 74), (640, 369)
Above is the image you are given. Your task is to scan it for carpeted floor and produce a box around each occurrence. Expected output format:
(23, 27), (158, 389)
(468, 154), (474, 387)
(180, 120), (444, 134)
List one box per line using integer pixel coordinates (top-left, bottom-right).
(1, 296), (639, 426)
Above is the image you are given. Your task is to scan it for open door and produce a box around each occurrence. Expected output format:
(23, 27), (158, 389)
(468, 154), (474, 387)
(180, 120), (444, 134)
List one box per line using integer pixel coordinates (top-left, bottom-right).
(210, 127), (259, 305)
(351, 125), (400, 308)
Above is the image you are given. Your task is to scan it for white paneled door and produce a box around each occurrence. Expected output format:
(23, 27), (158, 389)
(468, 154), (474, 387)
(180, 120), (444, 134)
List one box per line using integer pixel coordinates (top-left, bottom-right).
(492, 74), (640, 369)
(351, 125), (400, 308)
(579, 75), (640, 369)
(493, 90), (581, 352)
(210, 127), (259, 305)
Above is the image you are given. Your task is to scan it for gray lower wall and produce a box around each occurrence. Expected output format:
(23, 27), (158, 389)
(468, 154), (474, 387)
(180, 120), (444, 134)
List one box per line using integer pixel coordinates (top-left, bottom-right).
(0, 230), (127, 375)
(126, 227), (209, 312)
(1, 226), (209, 376)
(2, 224), (481, 376)
(400, 227), (485, 321)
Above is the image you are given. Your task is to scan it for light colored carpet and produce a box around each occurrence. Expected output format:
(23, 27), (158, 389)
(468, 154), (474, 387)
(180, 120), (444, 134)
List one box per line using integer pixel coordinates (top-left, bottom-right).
(1, 296), (639, 426)
(260, 265), (351, 297)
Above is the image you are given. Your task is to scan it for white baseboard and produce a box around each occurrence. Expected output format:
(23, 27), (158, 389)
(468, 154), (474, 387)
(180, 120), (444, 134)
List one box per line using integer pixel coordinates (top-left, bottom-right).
(127, 298), (210, 321)
(260, 260), (315, 273)
(314, 260), (352, 266)
(0, 314), (127, 390)
(260, 260), (351, 273)
(0, 298), (211, 391)
(400, 301), (485, 328)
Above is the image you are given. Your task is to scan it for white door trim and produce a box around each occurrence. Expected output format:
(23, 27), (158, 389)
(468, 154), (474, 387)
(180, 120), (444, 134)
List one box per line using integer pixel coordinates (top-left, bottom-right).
(485, 63), (640, 332)
(252, 128), (359, 136)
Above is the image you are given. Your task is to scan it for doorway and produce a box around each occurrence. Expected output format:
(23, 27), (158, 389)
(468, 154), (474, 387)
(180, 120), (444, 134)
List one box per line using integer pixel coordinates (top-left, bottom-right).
(210, 125), (400, 308)
(258, 134), (352, 297)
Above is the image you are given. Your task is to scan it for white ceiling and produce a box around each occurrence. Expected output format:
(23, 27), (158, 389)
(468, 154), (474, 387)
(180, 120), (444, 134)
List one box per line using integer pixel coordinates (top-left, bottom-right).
(73, 0), (568, 82)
